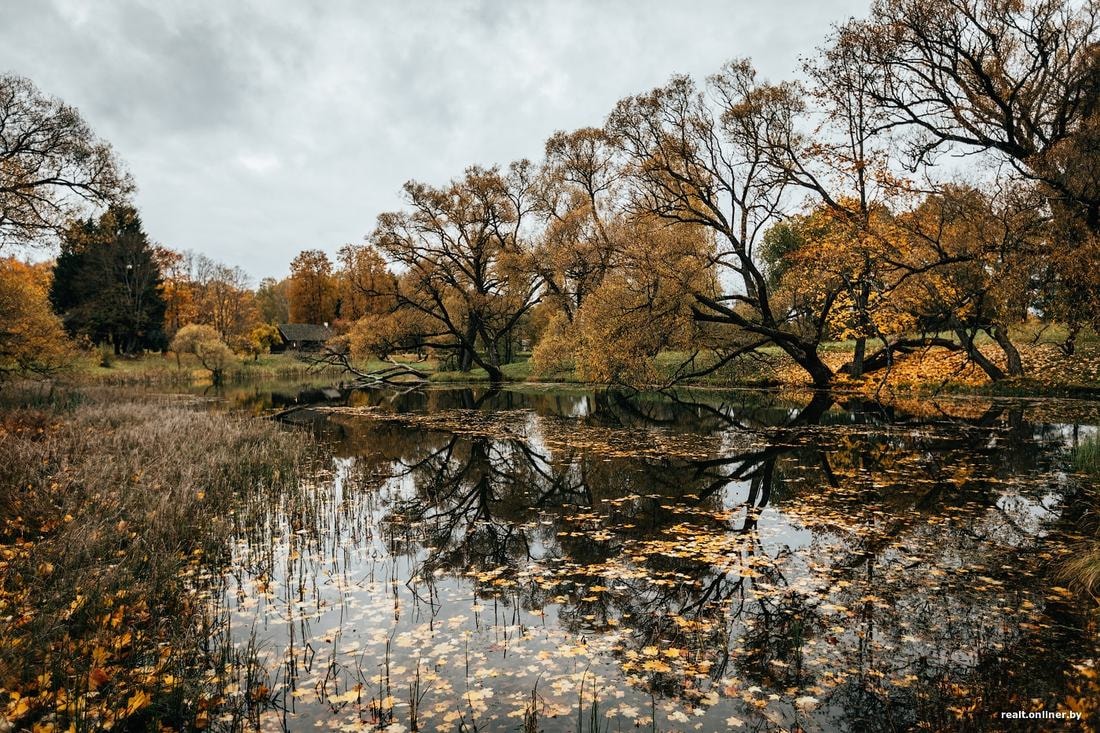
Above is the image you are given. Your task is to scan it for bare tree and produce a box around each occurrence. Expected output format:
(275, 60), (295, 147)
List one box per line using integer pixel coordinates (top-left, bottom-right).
(607, 61), (838, 387)
(0, 74), (132, 249)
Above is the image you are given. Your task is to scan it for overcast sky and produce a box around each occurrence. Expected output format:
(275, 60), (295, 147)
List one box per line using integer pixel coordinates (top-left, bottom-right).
(2, 0), (870, 280)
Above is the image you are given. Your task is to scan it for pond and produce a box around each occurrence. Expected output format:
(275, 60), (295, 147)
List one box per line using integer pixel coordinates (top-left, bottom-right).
(194, 384), (1099, 731)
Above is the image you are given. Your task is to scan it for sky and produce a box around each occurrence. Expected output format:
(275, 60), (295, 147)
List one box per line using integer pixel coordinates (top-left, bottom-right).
(1, 0), (871, 280)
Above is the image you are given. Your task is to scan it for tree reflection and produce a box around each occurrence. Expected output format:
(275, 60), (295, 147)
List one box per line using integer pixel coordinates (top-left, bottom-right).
(304, 386), (1096, 728)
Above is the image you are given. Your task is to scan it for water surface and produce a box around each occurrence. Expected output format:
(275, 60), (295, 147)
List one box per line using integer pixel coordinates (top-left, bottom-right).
(199, 384), (1099, 731)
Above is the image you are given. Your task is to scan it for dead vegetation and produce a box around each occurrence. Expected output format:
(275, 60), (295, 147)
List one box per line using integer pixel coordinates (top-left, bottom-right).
(0, 389), (314, 731)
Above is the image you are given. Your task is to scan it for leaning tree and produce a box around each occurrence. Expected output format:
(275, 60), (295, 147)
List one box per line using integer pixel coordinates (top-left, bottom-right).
(607, 61), (841, 387)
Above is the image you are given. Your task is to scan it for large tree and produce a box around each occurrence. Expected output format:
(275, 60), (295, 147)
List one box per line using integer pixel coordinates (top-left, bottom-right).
(893, 184), (1043, 379)
(767, 36), (911, 377)
(336, 243), (397, 321)
(0, 74), (131, 249)
(50, 205), (167, 354)
(607, 62), (839, 387)
(836, 0), (1100, 348)
(532, 127), (624, 323)
(369, 163), (541, 382)
(533, 213), (718, 386)
(287, 249), (337, 324)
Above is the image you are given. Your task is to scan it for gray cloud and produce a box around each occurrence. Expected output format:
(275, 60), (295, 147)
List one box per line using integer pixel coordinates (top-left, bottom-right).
(1, 0), (870, 279)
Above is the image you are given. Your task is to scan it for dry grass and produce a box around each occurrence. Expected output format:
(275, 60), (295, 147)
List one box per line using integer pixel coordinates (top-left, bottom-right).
(0, 389), (315, 731)
(71, 352), (342, 387)
(1060, 436), (1100, 599)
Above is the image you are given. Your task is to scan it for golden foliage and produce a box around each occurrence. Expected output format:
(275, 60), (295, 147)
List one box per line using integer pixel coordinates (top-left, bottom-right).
(533, 216), (716, 386)
(0, 258), (75, 381)
(168, 324), (236, 381)
(288, 249), (338, 324)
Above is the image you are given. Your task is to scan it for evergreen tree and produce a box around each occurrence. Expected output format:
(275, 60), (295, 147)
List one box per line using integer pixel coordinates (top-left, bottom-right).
(50, 206), (167, 354)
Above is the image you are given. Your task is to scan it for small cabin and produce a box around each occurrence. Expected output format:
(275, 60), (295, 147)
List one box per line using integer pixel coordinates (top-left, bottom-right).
(275, 323), (333, 352)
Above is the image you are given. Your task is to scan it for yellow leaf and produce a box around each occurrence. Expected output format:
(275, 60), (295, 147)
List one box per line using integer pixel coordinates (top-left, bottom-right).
(125, 689), (151, 716)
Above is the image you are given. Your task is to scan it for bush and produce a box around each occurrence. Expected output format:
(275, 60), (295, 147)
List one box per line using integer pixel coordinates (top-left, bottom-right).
(0, 258), (75, 382)
(169, 324), (237, 384)
(98, 342), (114, 368)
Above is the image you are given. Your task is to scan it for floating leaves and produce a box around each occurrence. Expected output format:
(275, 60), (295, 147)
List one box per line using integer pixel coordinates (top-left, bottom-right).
(11, 389), (1093, 731)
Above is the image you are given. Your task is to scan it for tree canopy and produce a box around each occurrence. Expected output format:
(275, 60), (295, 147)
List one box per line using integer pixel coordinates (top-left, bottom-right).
(4, 0), (1099, 389)
(50, 206), (167, 355)
(0, 257), (73, 381)
(0, 74), (131, 249)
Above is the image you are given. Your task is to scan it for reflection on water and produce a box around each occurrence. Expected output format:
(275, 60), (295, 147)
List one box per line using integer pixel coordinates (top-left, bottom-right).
(204, 385), (1098, 731)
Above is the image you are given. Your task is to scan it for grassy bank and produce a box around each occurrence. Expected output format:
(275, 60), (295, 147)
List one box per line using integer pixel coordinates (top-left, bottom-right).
(56, 323), (1100, 398)
(412, 323), (1100, 395)
(0, 388), (315, 731)
(70, 351), (342, 387)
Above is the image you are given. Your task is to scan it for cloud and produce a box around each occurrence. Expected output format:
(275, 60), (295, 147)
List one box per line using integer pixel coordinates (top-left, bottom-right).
(1, 0), (871, 279)
(237, 153), (282, 175)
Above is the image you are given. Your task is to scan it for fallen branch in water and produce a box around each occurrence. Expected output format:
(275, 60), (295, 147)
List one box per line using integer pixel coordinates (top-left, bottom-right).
(304, 345), (430, 385)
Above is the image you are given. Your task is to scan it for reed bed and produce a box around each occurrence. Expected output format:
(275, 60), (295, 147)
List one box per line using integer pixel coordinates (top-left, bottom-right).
(0, 388), (315, 731)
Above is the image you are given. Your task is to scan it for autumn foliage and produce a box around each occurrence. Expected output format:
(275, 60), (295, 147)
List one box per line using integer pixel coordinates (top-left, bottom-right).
(0, 258), (74, 381)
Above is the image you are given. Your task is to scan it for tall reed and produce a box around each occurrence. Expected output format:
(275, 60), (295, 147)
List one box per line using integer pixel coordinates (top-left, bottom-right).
(0, 389), (315, 731)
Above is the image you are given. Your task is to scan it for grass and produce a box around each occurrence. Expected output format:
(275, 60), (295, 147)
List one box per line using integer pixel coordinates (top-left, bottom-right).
(429, 358), (536, 383)
(1060, 435), (1100, 598)
(426, 350), (775, 387)
(70, 351), (342, 386)
(53, 322), (1100, 398)
(0, 387), (315, 731)
(418, 336), (1100, 396)
(1073, 435), (1100, 474)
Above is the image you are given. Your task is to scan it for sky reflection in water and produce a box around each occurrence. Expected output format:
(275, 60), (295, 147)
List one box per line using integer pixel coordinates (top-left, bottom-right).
(206, 386), (1098, 732)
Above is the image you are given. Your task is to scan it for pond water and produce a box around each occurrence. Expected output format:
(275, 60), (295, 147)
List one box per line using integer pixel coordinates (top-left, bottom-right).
(195, 383), (1099, 732)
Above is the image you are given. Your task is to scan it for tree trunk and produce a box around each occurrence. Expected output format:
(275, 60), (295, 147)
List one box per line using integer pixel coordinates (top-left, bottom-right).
(854, 337), (962, 374)
(954, 328), (1006, 381)
(483, 363), (503, 383)
(849, 279), (870, 378)
(459, 320), (478, 372)
(1060, 323), (1081, 357)
(850, 337), (866, 378)
(991, 325), (1024, 377)
(788, 345), (834, 389)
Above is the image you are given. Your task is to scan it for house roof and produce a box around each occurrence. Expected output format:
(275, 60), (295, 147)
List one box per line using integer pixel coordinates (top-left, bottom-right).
(277, 323), (333, 343)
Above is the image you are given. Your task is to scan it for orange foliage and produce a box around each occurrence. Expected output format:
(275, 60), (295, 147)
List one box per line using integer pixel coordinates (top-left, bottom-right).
(0, 258), (74, 380)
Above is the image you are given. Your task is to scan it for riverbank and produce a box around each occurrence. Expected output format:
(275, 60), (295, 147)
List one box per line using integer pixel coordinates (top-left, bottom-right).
(0, 388), (316, 731)
(44, 325), (1100, 401)
(68, 351), (343, 386)
(428, 339), (1100, 399)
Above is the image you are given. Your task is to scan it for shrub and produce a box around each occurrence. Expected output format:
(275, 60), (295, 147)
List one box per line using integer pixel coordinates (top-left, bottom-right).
(169, 324), (237, 384)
